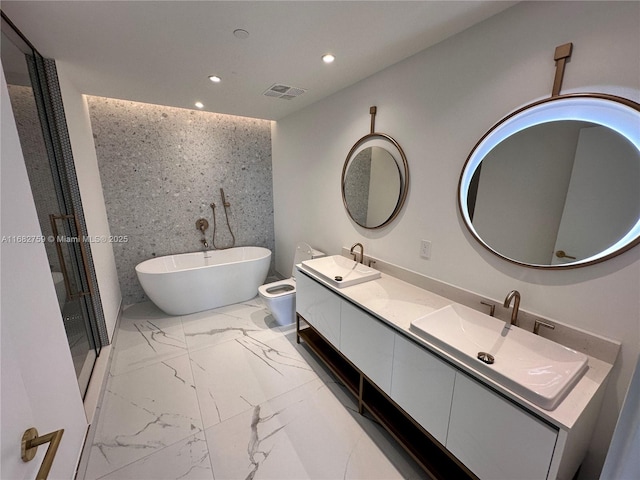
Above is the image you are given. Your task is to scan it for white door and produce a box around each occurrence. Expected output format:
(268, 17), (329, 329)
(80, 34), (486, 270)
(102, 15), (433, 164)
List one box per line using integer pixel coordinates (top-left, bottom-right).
(1, 68), (87, 479)
(552, 126), (640, 264)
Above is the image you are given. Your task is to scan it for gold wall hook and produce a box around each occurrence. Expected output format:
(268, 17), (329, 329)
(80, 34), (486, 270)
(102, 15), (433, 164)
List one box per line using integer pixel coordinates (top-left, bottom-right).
(21, 427), (64, 480)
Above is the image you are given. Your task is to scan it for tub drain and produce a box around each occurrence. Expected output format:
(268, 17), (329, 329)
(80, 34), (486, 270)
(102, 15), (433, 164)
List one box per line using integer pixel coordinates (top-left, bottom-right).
(334, 275), (343, 282)
(477, 352), (495, 365)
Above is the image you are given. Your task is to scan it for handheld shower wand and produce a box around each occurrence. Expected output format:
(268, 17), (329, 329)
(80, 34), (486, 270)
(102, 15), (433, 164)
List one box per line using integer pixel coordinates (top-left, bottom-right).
(210, 188), (236, 249)
(220, 188), (230, 207)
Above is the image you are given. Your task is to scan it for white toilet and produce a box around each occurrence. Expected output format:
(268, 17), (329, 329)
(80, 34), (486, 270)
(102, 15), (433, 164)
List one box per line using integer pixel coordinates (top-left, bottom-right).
(258, 242), (324, 326)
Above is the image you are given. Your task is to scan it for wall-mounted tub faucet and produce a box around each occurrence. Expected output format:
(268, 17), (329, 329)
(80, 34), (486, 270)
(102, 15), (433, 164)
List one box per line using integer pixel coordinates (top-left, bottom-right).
(196, 218), (209, 250)
(196, 218), (209, 233)
(503, 290), (521, 327)
(350, 242), (364, 264)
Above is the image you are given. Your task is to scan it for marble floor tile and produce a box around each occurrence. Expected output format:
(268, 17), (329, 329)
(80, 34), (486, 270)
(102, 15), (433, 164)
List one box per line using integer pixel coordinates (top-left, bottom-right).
(190, 332), (322, 429)
(97, 432), (213, 480)
(205, 378), (424, 480)
(110, 303), (187, 376)
(181, 298), (283, 352)
(208, 296), (264, 318)
(85, 354), (203, 479)
(121, 300), (168, 320)
(84, 299), (425, 480)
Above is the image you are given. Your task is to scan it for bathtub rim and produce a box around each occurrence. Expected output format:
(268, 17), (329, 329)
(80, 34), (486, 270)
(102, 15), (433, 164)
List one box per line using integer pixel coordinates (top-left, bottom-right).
(135, 246), (272, 275)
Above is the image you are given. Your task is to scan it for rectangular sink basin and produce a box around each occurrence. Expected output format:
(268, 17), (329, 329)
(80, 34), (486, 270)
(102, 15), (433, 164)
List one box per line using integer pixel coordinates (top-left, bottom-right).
(301, 255), (380, 288)
(410, 303), (588, 410)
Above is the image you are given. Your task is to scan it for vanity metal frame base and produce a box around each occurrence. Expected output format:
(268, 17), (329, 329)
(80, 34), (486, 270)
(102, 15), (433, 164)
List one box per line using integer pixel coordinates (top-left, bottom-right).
(296, 313), (477, 480)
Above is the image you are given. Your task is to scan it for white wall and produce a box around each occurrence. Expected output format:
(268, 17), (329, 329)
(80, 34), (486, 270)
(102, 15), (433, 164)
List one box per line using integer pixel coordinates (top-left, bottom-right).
(601, 355), (640, 479)
(56, 63), (121, 340)
(272, 2), (640, 478)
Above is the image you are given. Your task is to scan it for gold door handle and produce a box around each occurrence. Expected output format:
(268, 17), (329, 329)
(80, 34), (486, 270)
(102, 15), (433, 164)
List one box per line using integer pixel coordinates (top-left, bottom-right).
(49, 213), (92, 300)
(21, 427), (64, 480)
(555, 250), (577, 260)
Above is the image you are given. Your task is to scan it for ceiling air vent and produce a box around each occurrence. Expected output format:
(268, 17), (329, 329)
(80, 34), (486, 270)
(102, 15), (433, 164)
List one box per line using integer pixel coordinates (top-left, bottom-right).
(263, 84), (306, 100)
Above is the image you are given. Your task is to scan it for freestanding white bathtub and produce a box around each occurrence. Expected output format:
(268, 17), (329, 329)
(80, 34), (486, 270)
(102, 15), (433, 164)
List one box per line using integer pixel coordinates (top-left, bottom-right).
(135, 246), (271, 315)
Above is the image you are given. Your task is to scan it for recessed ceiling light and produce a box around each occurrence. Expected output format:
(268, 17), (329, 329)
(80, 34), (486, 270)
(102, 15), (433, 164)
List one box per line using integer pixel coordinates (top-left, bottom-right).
(208, 75), (222, 83)
(233, 29), (250, 40)
(322, 54), (335, 64)
(195, 102), (204, 109)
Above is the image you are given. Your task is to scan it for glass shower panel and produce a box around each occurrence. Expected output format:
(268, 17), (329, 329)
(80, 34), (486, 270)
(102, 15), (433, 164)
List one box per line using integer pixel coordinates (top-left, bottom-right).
(1, 22), (100, 397)
(49, 213), (99, 390)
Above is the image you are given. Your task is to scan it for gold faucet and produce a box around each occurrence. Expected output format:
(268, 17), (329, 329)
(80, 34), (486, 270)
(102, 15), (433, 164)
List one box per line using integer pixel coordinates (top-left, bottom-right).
(350, 242), (364, 264)
(503, 290), (520, 327)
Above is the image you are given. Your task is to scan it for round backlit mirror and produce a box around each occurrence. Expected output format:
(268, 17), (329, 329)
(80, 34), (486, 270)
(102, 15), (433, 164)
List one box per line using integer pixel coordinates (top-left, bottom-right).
(342, 133), (409, 229)
(459, 94), (640, 268)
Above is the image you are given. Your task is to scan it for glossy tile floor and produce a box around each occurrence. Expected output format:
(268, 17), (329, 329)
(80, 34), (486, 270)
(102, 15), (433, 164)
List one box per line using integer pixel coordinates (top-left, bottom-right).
(82, 297), (424, 479)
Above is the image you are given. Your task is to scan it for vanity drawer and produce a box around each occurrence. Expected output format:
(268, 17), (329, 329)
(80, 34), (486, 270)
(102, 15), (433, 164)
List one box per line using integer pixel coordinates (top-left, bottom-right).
(391, 334), (456, 445)
(296, 273), (342, 348)
(447, 373), (558, 479)
(340, 301), (395, 395)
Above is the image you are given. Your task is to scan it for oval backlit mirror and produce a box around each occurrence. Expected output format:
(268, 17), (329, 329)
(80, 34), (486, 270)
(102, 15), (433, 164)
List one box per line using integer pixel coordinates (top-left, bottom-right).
(459, 94), (640, 268)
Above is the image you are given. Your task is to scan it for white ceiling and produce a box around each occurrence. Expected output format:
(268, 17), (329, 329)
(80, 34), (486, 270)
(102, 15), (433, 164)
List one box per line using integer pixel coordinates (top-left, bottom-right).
(2, 1), (516, 120)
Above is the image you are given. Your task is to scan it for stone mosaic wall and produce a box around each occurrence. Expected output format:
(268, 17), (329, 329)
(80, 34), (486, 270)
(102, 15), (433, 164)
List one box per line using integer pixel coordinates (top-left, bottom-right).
(87, 97), (274, 305)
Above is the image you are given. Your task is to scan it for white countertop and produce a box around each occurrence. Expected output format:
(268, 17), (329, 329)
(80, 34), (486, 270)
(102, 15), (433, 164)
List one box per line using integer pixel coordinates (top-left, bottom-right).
(297, 265), (613, 431)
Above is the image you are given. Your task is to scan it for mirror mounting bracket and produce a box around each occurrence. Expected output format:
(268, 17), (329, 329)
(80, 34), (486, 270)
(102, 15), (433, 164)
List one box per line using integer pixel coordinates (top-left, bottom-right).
(342, 106), (410, 229)
(369, 105), (377, 133)
(552, 42), (573, 97)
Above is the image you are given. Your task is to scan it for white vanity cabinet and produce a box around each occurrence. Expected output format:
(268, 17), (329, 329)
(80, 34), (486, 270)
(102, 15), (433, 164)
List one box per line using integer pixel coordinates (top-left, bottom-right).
(446, 373), (558, 479)
(296, 272), (342, 348)
(296, 269), (606, 480)
(340, 301), (395, 394)
(391, 334), (456, 445)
